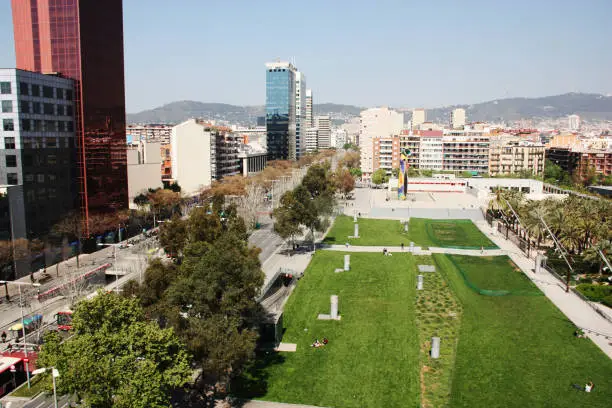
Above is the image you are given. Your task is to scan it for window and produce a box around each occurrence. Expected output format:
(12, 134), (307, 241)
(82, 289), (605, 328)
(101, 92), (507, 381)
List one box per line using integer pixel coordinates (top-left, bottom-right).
(1, 100), (13, 113)
(48, 174), (56, 182)
(24, 174), (34, 182)
(47, 154), (57, 165)
(20, 100), (31, 113)
(31, 84), (40, 97)
(23, 155), (33, 166)
(22, 138), (32, 149)
(7, 173), (18, 185)
(21, 119), (31, 131)
(65, 89), (72, 100)
(43, 86), (53, 98)
(4, 137), (15, 149)
(66, 105), (73, 116)
(19, 82), (29, 95)
(0, 82), (11, 94)
(32, 102), (41, 114)
(33, 120), (43, 131)
(67, 121), (74, 132)
(44, 103), (54, 115)
(44, 120), (56, 131)
(37, 174), (44, 183)
(5, 155), (17, 167)
(34, 137), (43, 148)
(3, 119), (14, 131)
(46, 137), (57, 147)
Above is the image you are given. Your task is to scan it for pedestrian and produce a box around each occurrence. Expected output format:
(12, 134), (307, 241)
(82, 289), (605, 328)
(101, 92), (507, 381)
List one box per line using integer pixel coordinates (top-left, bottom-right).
(481, 246), (484, 254)
(401, 243), (404, 251)
(1, 331), (6, 343)
(345, 242), (349, 248)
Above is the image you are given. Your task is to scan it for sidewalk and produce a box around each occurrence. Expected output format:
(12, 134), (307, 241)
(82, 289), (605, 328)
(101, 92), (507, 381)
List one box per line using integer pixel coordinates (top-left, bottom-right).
(323, 244), (507, 257)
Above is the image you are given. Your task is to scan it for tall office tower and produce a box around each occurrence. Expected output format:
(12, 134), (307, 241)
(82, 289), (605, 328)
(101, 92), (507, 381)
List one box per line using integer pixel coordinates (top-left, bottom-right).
(412, 108), (426, 130)
(294, 71), (307, 159)
(359, 107), (404, 179)
(450, 108), (466, 129)
(305, 89), (313, 128)
(0, 69), (76, 279)
(315, 115), (331, 149)
(304, 127), (318, 152)
(11, 0), (128, 235)
(568, 114), (581, 131)
(265, 61), (297, 160)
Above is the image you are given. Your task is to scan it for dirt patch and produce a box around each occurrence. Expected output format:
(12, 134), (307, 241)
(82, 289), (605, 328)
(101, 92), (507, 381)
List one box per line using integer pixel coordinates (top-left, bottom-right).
(420, 365), (431, 408)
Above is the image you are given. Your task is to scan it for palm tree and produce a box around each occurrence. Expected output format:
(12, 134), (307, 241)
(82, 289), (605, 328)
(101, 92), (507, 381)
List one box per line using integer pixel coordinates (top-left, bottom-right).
(583, 239), (612, 276)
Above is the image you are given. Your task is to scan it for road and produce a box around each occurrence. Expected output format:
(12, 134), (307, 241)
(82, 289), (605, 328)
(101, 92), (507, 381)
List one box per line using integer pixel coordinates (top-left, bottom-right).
(23, 392), (75, 408)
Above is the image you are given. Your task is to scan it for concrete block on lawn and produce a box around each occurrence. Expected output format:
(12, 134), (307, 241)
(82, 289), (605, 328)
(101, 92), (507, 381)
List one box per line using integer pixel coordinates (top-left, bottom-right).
(418, 265), (436, 273)
(431, 337), (440, 359)
(417, 275), (424, 290)
(275, 343), (297, 352)
(348, 224), (360, 239)
(317, 295), (341, 320)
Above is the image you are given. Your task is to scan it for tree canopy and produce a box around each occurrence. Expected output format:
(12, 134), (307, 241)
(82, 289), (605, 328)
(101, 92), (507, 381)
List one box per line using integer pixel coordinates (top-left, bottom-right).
(37, 293), (191, 408)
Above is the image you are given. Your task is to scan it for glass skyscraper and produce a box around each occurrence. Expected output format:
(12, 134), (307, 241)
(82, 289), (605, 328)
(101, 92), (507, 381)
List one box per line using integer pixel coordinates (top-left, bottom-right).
(11, 0), (128, 235)
(265, 61), (296, 161)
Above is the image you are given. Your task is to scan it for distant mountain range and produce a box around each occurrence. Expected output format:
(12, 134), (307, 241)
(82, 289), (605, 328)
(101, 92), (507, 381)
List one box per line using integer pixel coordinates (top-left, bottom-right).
(127, 93), (612, 125)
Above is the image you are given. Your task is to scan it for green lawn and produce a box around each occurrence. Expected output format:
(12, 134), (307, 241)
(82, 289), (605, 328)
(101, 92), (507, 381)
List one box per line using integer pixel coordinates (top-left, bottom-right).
(435, 254), (612, 408)
(10, 374), (49, 398)
(324, 216), (497, 249)
(233, 251), (420, 408)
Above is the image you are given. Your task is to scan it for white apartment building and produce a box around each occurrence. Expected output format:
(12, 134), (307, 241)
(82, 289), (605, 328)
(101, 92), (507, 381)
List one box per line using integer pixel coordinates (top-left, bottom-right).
(171, 119), (240, 195)
(126, 124), (172, 143)
(412, 108), (426, 130)
(304, 127), (318, 152)
(568, 114), (580, 131)
(418, 131), (444, 170)
(450, 108), (466, 129)
(231, 126), (267, 149)
(127, 141), (163, 208)
(305, 89), (313, 128)
(315, 115), (331, 149)
(359, 107), (404, 178)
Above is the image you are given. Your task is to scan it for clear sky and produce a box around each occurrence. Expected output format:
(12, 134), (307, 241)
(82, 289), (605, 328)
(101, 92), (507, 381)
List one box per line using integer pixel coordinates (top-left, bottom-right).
(1, 0), (611, 113)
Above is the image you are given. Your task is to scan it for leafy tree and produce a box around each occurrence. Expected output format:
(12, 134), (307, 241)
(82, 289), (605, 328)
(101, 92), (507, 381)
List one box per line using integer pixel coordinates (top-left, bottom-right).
(52, 211), (83, 268)
(187, 207), (223, 244)
(167, 231), (264, 387)
(407, 167), (420, 177)
(163, 181), (182, 192)
(37, 294), (191, 408)
(371, 168), (388, 186)
(133, 193), (149, 207)
(349, 168), (362, 178)
(148, 189), (183, 220)
(334, 168), (355, 197)
(544, 160), (570, 185)
(340, 151), (360, 169)
(158, 215), (188, 258)
(273, 191), (303, 247)
(391, 168), (400, 178)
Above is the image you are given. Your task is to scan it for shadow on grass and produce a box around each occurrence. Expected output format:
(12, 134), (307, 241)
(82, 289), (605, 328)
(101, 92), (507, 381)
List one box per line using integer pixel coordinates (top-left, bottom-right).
(230, 350), (286, 400)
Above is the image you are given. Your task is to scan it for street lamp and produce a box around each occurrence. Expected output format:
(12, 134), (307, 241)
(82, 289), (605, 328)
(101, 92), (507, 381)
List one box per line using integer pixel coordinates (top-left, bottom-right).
(32, 366), (59, 408)
(97, 243), (120, 293)
(0, 280), (41, 389)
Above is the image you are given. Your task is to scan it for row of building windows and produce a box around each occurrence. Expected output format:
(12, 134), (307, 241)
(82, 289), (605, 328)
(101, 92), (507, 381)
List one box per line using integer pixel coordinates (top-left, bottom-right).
(19, 100), (73, 116)
(2, 136), (73, 150)
(19, 82), (72, 100)
(2, 118), (74, 133)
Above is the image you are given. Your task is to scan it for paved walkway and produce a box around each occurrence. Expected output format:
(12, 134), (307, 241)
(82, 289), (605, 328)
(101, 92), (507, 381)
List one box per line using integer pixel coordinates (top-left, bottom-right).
(322, 223), (612, 359)
(240, 401), (327, 408)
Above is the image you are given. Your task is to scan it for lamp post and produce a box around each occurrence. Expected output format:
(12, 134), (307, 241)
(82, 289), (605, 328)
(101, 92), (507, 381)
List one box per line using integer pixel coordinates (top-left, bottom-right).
(0, 280), (41, 389)
(32, 367), (59, 408)
(97, 243), (120, 293)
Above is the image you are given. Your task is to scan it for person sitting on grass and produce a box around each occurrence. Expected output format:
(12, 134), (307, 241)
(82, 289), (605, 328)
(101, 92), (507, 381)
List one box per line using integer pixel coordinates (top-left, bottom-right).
(585, 381), (594, 393)
(322, 337), (328, 345)
(311, 339), (322, 348)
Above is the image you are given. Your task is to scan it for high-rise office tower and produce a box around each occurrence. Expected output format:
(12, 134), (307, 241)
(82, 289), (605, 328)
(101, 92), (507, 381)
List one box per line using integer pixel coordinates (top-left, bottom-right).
(265, 61), (297, 160)
(450, 108), (466, 129)
(294, 71), (306, 159)
(305, 89), (313, 128)
(315, 115), (331, 149)
(11, 0), (128, 234)
(412, 108), (426, 130)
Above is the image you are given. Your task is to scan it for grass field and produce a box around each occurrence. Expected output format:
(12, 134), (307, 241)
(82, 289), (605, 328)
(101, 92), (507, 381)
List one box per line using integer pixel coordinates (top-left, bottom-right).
(233, 251), (420, 408)
(324, 215), (497, 249)
(435, 254), (612, 408)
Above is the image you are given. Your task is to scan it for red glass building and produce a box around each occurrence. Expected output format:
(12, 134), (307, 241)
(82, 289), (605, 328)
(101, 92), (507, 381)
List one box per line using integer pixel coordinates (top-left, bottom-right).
(11, 0), (128, 235)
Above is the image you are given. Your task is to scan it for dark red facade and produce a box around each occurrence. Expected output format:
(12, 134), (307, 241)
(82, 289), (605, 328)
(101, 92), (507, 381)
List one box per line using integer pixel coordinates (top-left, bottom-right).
(11, 0), (128, 235)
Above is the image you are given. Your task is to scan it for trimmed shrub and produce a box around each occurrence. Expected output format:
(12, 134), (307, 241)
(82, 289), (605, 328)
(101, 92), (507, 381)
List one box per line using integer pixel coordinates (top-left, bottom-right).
(576, 284), (612, 301)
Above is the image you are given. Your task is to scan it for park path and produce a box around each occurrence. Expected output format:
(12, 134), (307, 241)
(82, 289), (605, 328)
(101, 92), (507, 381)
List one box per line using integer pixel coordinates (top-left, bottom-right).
(322, 227), (612, 359)
(238, 401), (327, 408)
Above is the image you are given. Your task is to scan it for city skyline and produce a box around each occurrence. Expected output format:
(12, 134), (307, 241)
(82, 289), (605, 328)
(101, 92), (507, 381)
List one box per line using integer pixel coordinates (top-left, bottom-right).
(1, 0), (611, 113)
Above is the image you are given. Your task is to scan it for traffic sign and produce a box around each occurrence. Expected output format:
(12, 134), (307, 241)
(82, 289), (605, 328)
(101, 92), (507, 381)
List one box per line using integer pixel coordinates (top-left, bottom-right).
(9, 365), (15, 372)
(23, 358), (29, 363)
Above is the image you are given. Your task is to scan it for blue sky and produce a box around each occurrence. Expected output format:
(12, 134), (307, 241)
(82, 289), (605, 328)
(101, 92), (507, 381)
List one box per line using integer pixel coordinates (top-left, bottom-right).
(1, 0), (611, 113)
